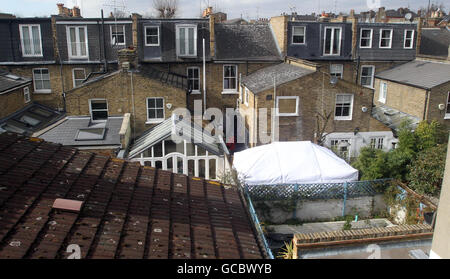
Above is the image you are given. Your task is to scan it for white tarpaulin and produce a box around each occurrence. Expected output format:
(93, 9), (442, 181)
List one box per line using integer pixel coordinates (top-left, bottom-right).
(233, 141), (359, 185)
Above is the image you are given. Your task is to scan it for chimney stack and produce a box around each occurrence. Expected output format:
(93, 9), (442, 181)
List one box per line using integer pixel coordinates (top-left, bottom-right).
(57, 3), (65, 15)
(209, 14), (215, 58)
(72, 6), (81, 17)
(118, 48), (138, 71)
(416, 18), (423, 57)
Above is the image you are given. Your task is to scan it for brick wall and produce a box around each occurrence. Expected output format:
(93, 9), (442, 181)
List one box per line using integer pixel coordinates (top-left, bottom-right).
(65, 70), (186, 136)
(427, 81), (450, 130)
(239, 70), (377, 145)
(373, 78), (427, 119)
(0, 85), (31, 119)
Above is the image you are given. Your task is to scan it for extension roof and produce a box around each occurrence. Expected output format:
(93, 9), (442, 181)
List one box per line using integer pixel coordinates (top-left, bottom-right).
(375, 59), (450, 89)
(241, 63), (315, 94)
(128, 115), (228, 159)
(0, 70), (31, 94)
(0, 133), (265, 259)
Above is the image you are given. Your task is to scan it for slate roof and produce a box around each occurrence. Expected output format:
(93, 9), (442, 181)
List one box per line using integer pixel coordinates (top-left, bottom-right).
(0, 133), (265, 259)
(419, 28), (450, 58)
(0, 70), (31, 94)
(214, 24), (281, 61)
(37, 116), (124, 148)
(241, 63), (315, 94)
(375, 60), (450, 89)
(372, 105), (420, 132)
(128, 115), (228, 159)
(0, 103), (64, 136)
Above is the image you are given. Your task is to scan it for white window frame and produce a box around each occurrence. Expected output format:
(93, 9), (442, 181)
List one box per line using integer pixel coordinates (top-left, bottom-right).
(176, 24), (197, 57)
(32, 68), (51, 94)
(110, 24), (126, 46)
(144, 26), (160, 46)
(403, 29), (414, 49)
(334, 94), (354, 121)
(292, 26), (306, 45)
(379, 29), (393, 49)
(66, 26), (89, 59)
(187, 67), (200, 94)
(360, 65), (375, 88)
(276, 96), (299, 117)
(72, 68), (86, 88)
(23, 87), (31, 103)
(222, 65), (238, 94)
(359, 28), (373, 48)
(19, 24), (43, 57)
(330, 64), (344, 79)
(146, 97), (165, 124)
(89, 99), (108, 122)
(323, 26), (342, 56)
(445, 92), (450, 119)
(379, 81), (387, 103)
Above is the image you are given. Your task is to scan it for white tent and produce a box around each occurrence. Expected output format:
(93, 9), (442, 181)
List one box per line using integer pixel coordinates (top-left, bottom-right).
(233, 141), (359, 185)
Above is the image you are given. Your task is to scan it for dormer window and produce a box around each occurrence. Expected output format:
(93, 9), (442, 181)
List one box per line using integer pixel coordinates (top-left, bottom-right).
(292, 26), (306, 44)
(404, 30), (414, 49)
(323, 27), (341, 56)
(19, 24), (43, 57)
(67, 26), (88, 59)
(176, 25), (197, 57)
(379, 29), (393, 48)
(145, 26), (159, 46)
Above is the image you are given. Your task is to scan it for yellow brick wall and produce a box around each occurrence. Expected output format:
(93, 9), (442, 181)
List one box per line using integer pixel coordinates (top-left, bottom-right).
(0, 85), (31, 119)
(65, 70), (187, 136)
(373, 78), (427, 119)
(427, 81), (450, 130)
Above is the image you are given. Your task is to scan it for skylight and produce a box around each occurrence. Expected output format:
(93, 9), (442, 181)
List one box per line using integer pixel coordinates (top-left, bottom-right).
(75, 128), (106, 141)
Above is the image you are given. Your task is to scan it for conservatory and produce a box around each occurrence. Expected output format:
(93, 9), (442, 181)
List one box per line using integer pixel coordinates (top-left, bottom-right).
(127, 115), (230, 180)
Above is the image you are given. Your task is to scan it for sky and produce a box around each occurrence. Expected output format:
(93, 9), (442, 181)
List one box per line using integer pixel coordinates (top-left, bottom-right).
(0, 0), (446, 19)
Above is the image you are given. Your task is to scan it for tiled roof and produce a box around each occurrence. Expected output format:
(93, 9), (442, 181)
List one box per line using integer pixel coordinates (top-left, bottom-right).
(375, 59), (450, 89)
(0, 133), (264, 259)
(0, 70), (31, 94)
(214, 24), (282, 61)
(242, 63), (315, 94)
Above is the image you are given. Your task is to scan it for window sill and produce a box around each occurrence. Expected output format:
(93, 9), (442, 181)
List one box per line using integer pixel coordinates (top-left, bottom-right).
(190, 91), (201, 95)
(146, 119), (164, 125)
(145, 44), (160, 47)
(34, 90), (52, 94)
(222, 91), (239, 95)
(444, 115), (450, 120)
(334, 117), (353, 121)
(22, 55), (44, 58)
(276, 113), (299, 117)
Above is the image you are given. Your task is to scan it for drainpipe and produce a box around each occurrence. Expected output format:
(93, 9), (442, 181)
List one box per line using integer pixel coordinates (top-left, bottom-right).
(203, 38), (207, 112)
(423, 90), (430, 121)
(101, 9), (108, 72)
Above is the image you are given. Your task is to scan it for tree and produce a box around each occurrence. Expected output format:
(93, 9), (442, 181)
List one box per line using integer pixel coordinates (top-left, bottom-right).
(153, 0), (178, 19)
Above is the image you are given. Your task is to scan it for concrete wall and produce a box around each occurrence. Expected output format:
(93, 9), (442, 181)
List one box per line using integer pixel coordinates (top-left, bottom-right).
(254, 194), (386, 224)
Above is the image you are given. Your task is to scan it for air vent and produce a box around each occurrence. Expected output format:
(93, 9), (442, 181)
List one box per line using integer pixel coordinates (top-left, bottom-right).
(52, 198), (83, 213)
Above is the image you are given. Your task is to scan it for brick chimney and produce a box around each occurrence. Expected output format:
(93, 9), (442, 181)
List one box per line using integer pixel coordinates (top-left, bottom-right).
(351, 17), (358, 59)
(72, 6), (81, 17)
(57, 3), (65, 16)
(350, 9), (355, 18)
(416, 18), (423, 57)
(209, 14), (215, 58)
(131, 13), (142, 50)
(118, 48), (138, 71)
(377, 7), (386, 22)
(269, 15), (288, 56)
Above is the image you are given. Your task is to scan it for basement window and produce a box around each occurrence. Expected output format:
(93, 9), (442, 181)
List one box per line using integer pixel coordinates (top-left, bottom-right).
(276, 96), (299, 117)
(89, 99), (108, 122)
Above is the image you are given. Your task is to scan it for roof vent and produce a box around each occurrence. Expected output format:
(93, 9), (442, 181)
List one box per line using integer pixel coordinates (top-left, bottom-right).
(52, 198), (83, 213)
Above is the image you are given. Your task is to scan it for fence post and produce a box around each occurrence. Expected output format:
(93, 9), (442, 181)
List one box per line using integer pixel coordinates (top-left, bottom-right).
(293, 184), (299, 219)
(342, 182), (348, 217)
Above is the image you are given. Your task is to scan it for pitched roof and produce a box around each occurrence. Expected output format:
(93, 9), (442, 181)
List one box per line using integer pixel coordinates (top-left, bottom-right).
(37, 116), (124, 148)
(420, 28), (450, 58)
(214, 24), (281, 61)
(128, 115), (228, 159)
(0, 133), (265, 259)
(0, 103), (64, 136)
(375, 59), (450, 89)
(241, 63), (315, 94)
(0, 70), (31, 94)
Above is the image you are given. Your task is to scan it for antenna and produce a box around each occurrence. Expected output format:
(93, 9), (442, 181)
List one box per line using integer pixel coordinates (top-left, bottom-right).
(103, 0), (127, 47)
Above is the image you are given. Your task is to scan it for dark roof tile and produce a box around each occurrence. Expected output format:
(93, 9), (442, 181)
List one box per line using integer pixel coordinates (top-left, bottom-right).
(0, 133), (264, 259)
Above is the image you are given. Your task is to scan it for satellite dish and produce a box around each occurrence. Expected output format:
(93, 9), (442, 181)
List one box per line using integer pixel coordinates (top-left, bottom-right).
(405, 13), (413, 21)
